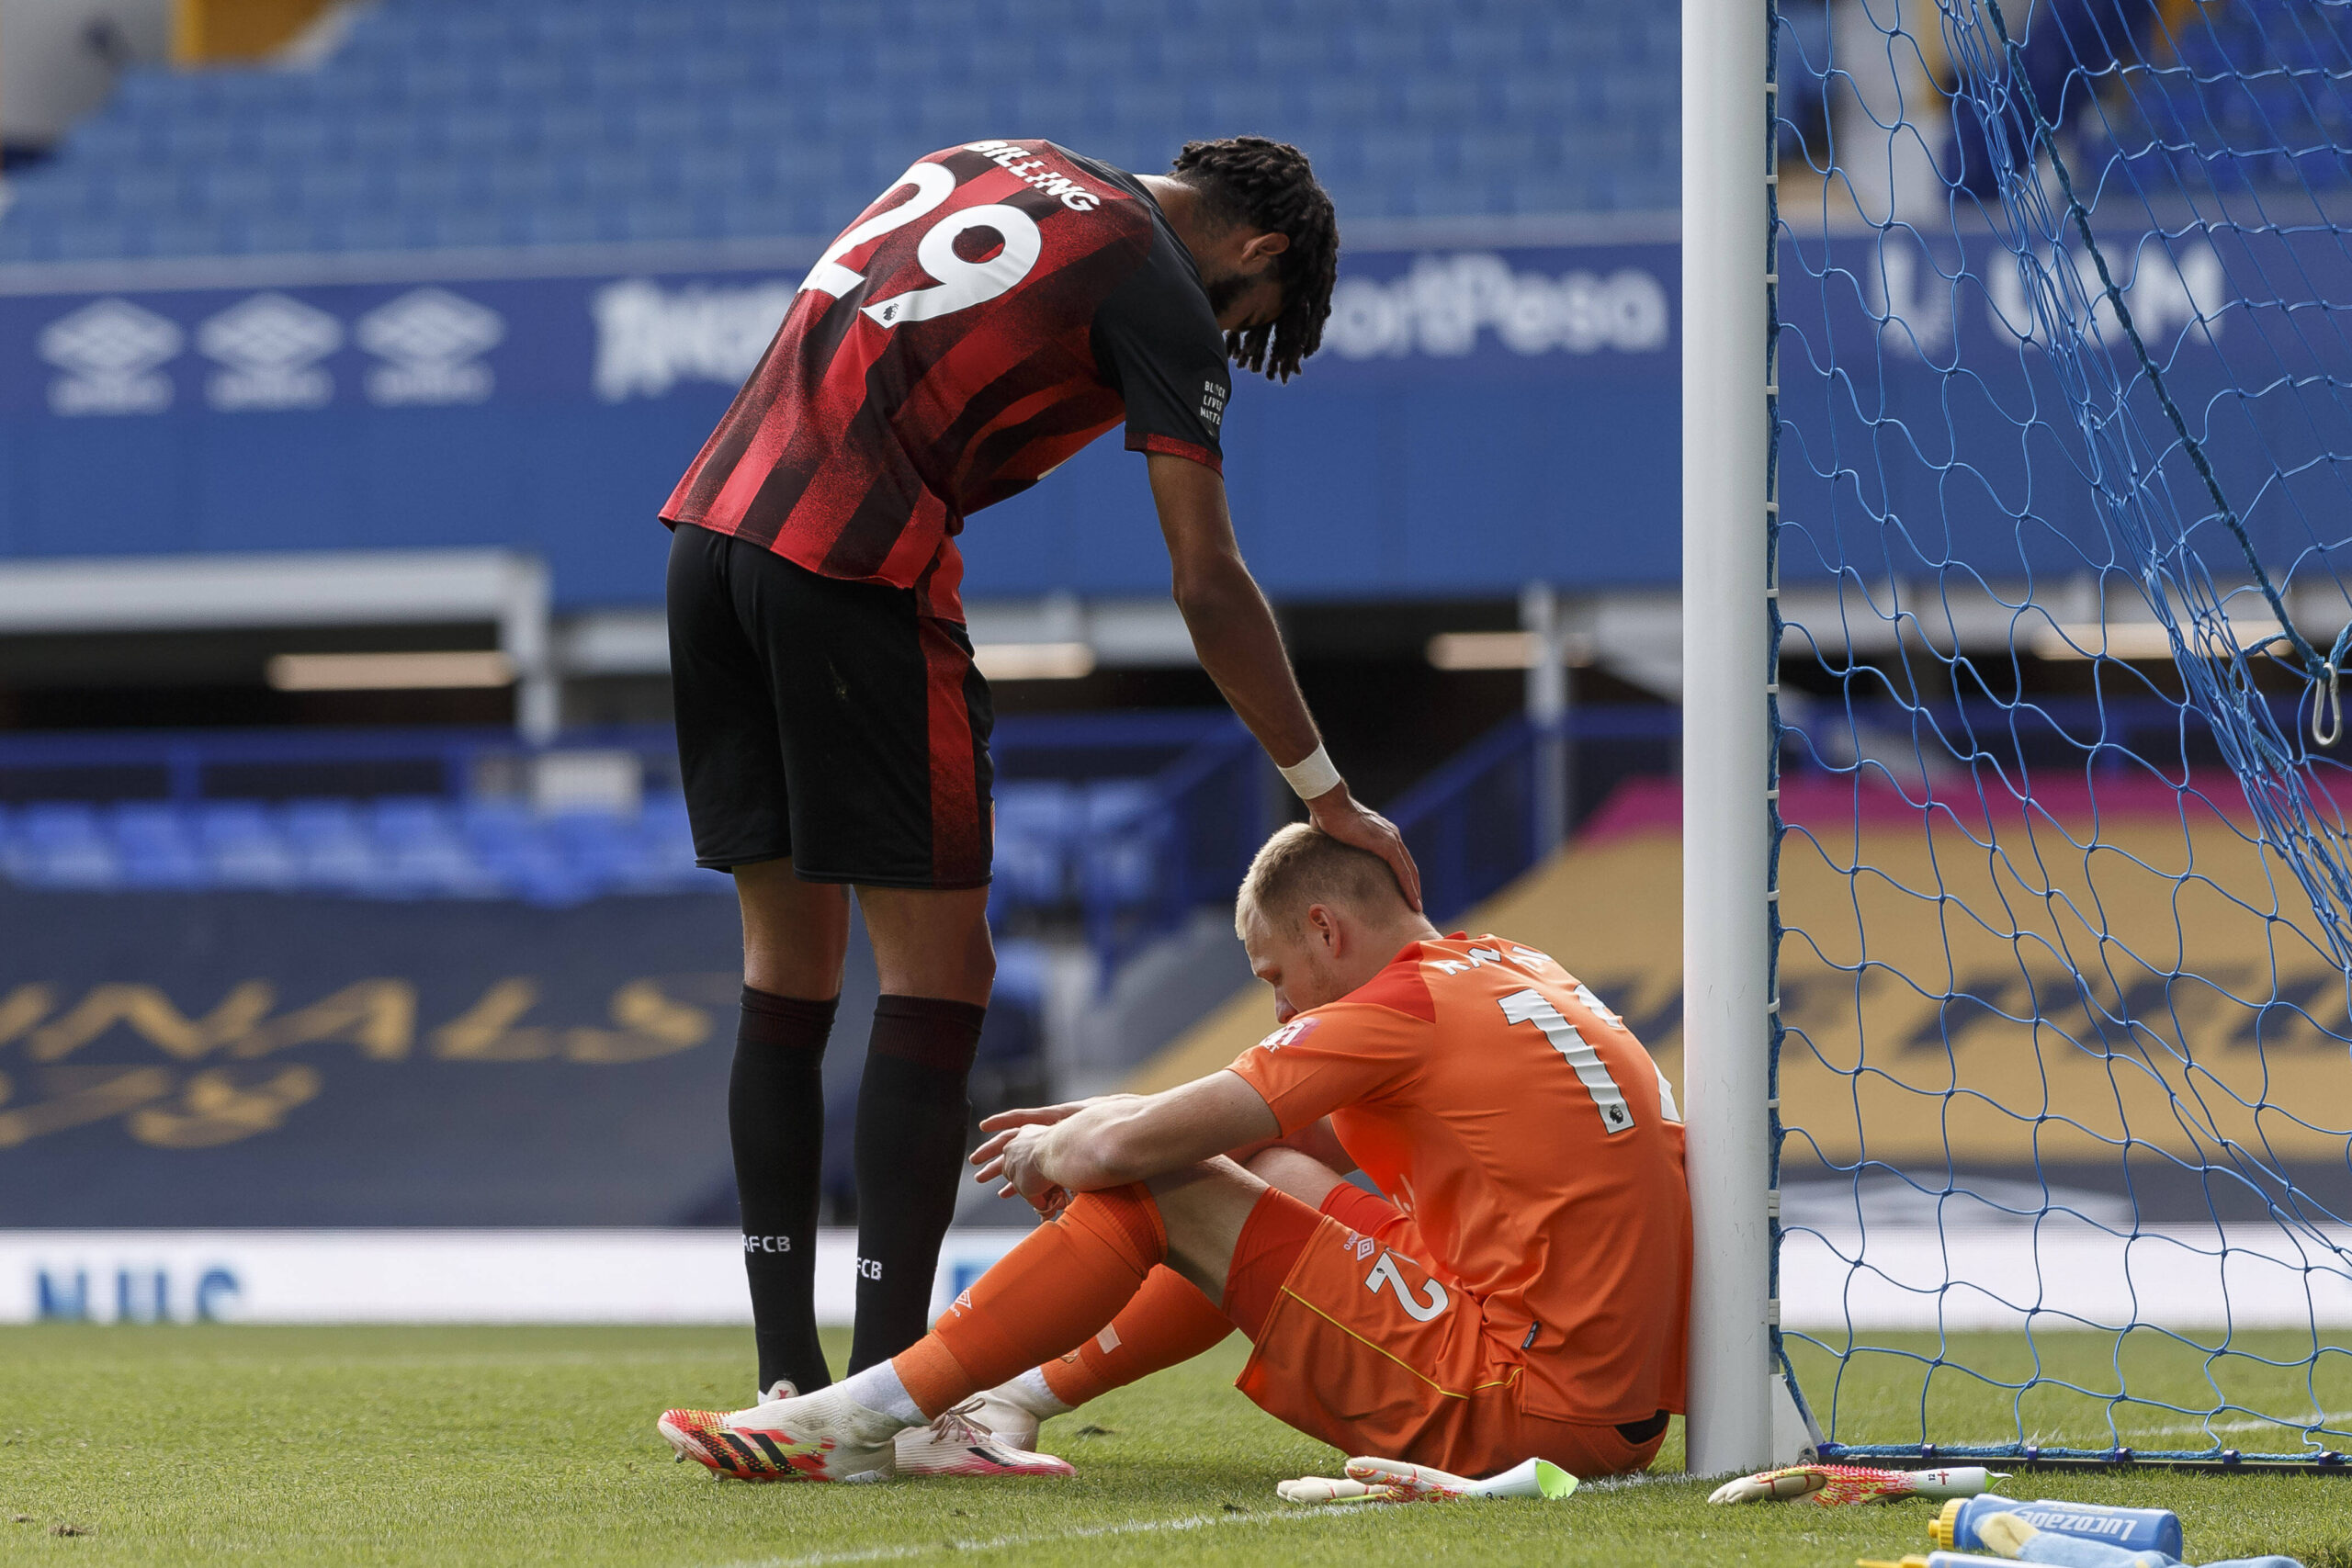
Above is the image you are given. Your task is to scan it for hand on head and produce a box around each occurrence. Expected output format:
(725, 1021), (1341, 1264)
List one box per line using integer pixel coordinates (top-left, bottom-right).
(1303, 784), (1422, 912)
(1237, 822), (1442, 1021)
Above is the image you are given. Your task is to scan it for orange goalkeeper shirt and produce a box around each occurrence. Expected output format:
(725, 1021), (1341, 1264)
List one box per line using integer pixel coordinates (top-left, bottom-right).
(1226, 932), (1692, 1426)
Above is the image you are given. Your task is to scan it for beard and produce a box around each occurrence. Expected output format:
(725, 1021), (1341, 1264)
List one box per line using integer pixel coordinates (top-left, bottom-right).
(1202, 269), (1252, 321)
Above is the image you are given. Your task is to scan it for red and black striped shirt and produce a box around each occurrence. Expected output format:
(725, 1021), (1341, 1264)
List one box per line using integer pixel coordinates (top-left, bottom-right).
(661, 140), (1233, 621)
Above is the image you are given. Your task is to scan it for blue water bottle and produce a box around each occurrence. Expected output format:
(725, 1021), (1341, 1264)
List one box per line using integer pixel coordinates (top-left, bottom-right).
(1932, 1495), (2184, 1561)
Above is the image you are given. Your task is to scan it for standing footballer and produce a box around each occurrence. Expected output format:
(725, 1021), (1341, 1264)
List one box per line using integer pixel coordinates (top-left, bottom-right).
(660, 134), (1420, 1472)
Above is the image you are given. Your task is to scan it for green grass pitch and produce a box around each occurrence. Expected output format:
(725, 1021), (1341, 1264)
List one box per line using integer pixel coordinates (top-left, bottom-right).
(3, 1325), (2347, 1567)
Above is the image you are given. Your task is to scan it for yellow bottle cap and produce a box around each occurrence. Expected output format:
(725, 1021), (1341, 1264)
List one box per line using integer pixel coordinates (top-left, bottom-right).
(1929, 1497), (1963, 1550)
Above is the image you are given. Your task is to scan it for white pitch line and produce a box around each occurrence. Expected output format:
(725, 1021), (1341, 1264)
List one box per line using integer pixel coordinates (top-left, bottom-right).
(713, 1502), (1374, 1568)
(1570, 1468), (1701, 1491)
(2091, 1407), (2352, 1441)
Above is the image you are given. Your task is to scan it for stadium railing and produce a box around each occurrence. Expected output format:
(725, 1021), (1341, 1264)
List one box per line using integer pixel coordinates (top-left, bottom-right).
(0, 706), (1715, 962)
(1386, 707), (1682, 925)
(0, 716), (1279, 977)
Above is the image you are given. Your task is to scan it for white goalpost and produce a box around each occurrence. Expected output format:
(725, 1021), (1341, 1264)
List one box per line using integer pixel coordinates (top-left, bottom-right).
(1682, 0), (2352, 1476)
(1680, 0), (1780, 1478)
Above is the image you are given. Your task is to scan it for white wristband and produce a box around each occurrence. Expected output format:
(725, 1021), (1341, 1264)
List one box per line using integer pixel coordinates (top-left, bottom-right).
(1278, 743), (1342, 801)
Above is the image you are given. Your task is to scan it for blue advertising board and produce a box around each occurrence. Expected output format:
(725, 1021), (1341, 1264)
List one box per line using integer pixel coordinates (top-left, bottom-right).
(2, 222), (2329, 608)
(1777, 223), (2352, 594)
(0, 238), (1681, 607)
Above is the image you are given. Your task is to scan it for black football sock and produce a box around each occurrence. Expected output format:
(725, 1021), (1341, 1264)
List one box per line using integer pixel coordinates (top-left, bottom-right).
(845, 993), (985, 1373)
(731, 985), (837, 1396)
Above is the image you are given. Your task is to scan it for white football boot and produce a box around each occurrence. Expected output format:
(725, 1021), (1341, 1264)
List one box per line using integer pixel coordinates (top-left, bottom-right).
(658, 1384), (900, 1483)
(891, 1397), (1075, 1479)
(949, 1366), (1077, 1454)
(960, 1385), (1046, 1453)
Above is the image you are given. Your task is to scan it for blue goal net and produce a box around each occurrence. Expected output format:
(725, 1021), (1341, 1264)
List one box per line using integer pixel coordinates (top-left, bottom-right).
(1770, 0), (2352, 1465)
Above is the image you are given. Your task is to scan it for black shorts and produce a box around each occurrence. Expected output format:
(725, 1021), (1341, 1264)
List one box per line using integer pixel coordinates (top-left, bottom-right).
(665, 525), (993, 889)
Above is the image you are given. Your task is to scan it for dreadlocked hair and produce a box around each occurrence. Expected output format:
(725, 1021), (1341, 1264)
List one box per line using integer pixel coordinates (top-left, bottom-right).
(1170, 136), (1339, 382)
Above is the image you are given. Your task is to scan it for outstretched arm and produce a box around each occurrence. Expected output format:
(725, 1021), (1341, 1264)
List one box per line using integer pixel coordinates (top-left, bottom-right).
(1148, 452), (1423, 910)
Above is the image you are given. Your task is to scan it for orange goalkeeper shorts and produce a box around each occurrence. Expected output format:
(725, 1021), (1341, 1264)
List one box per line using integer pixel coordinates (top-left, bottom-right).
(1232, 1185), (1668, 1481)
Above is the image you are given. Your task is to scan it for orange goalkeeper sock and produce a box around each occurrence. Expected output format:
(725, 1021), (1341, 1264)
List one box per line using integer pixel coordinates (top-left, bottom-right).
(1039, 1265), (1233, 1409)
(889, 1183), (1167, 1419)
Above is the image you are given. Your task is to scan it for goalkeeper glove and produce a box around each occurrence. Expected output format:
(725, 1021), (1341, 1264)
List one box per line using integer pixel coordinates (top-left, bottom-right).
(1279, 1456), (1577, 1503)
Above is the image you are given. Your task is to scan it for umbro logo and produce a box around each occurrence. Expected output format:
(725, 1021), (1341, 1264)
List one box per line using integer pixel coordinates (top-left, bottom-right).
(40, 288), (512, 415)
(356, 288), (503, 406)
(40, 299), (183, 416)
(199, 292), (341, 412)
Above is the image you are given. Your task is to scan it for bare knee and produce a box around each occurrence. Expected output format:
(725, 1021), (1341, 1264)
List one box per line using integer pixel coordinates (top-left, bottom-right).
(956, 917), (996, 992)
(861, 886), (995, 1005)
(875, 919), (992, 1001)
(1147, 1157), (1266, 1301)
(1242, 1145), (1347, 1210)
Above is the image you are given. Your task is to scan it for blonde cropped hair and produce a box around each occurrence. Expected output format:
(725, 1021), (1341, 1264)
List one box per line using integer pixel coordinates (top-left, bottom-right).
(1234, 822), (1408, 939)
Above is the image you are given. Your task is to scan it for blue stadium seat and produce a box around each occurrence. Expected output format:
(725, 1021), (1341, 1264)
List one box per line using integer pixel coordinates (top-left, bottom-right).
(62, 118), (145, 162)
(235, 215), (319, 255)
(914, 88), (999, 142)
(1246, 28), (1338, 78)
(1106, 82), (1187, 134)
(458, 795), (532, 846)
(1200, 79), (1291, 131)
(493, 58), (568, 102)
(621, 795), (707, 893)
(110, 166), (186, 210)
(0, 0), (1679, 263)
(542, 808), (639, 882)
(1078, 780), (1162, 908)
(1398, 75), (1483, 127)
(450, 797), (619, 902)
(284, 799), (380, 892)
(424, 209), (505, 249)
(989, 938), (1052, 1034)
(1303, 77), (1380, 127)
(457, 802), (563, 902)
(873, 35), (959, 82)
(11, 803), (125, 890)
(1442, 18), (1530, 70)
(195, 801), (301, 890)
(993, 782), (1079, 908)
(1464, 127), (1543, 177)
(256, 118), (335, 161)
(506, 205), (596, 245)
(1601, 71), (1678, 118)
(1141, 29), (1233, 79)
(1061, 34), (1141, 78)
(366, 818), (474, 895)
(110, 803), (208, 889)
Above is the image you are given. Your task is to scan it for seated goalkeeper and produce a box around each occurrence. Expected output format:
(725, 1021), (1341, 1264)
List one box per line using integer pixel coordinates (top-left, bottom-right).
(658, 824), (1692, 1483)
